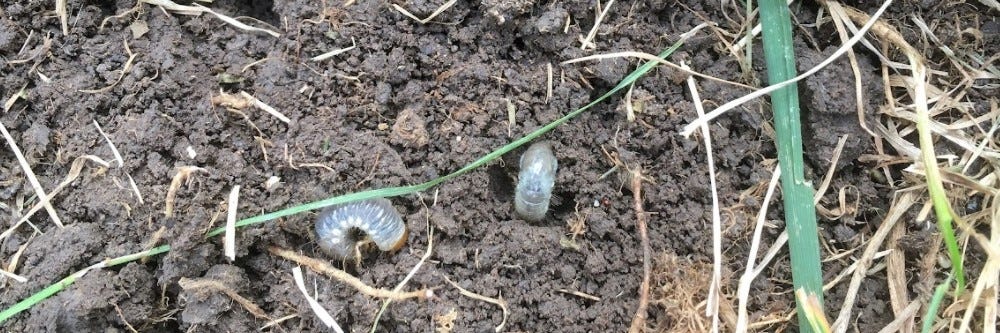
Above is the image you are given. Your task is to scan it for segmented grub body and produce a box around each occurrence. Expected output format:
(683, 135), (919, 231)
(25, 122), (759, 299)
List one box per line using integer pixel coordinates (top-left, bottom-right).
(314, 198), (408, 259)
(515, 141), (558, 221)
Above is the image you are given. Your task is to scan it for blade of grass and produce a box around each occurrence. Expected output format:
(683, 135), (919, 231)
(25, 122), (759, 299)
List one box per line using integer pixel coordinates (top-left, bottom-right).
(908, 55), (965, 292)
(0, 245), (169, 322)
(0, 32), (699, 325)
(921, 273), (953, 333)
(759, 1), (824, 332)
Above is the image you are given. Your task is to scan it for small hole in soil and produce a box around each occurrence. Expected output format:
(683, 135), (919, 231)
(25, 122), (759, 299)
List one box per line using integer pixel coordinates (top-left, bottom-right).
(92, 2), (118, 18)
(512, 37), (527, 51)
(487, 164), (515, 201)
(217, 0), (279, 26)
(548, 192), (576, 217)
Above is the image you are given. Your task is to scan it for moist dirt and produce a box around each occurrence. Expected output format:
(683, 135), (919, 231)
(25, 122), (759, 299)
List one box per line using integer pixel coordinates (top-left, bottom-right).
(0, 1), (996, 332)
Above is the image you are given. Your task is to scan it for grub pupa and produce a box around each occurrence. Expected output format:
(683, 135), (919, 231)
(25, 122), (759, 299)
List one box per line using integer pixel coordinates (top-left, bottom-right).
(515, 141), (557, 221)
(315, 198), (407, 259)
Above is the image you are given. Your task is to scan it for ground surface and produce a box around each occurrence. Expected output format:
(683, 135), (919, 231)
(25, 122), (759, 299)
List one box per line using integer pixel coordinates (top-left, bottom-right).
(0, 1), (996, 332)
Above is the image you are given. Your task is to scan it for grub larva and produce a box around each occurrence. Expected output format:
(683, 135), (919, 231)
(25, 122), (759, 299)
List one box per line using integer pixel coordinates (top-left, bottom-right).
(314, 198), (408, 259)
(515, 141), (557, 221)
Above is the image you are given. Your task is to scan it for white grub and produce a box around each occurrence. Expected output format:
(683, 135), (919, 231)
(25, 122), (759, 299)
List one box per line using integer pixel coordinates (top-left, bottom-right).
(515, 141), (557, 222)
(315, 199), (407, 259)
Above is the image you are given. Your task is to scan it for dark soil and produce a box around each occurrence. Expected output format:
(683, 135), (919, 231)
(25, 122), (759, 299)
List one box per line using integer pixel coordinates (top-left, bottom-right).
(0, 1), (995, 332)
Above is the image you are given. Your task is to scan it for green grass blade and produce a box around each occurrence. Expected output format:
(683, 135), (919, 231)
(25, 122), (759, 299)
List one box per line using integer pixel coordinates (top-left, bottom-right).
(922, 274), (953, 333)
(759, 1), (824, 331)
(104, 245), (171, 266)
(2, 35), (695, 325)
(910, 58), (965, 292)
(0, 245), (171, 323)
(0, 275), (79, 322)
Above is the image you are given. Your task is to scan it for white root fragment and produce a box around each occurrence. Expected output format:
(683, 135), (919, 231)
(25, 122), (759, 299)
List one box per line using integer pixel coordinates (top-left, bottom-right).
(444, 276), (508, 332)
(259, 314), (299, 330)
(624, 84), (636, 122)
(4, 237), (32, 285)
(311, 37), (357, 62)
(0, 268), (27, 283)
(163, 166), (207, 217)
(55, 0), (68, 35)
(79, 38), (137, 94)
(391, 0), (457, 24)
(0, 120), (64, 228)
(93, 120), (125, 168)
(683, 61), (722, 332)
(505, 99), (516, 137)
(239, 91), (291, 124)
(545, 63), (553, 103)
(0, 156), (110, 241)
(224, 185), (240, 261)
(4, 85), (27, 112)
(127, 174), (144, 204)
(579, 0), (616, 49)
(292, 267), (345, 333)
(735, 165), (781, 333)
(138, 0), (280, 37)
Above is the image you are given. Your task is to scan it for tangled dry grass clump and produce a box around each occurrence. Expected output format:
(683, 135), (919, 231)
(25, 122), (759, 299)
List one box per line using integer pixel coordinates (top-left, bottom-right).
(644, 1), (998, 332)
(650, 252), (735, 333)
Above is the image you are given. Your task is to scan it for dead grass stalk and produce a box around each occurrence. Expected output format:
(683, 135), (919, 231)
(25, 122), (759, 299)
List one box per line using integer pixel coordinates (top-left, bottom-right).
(269, 246), (432, 301)
(627, 167), (652, 333)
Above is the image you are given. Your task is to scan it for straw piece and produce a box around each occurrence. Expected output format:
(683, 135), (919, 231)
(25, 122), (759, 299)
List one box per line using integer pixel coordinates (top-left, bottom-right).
(224, 185), (240, 261)
(93, 120), (124, 168)
(0, 120), (63, 228)
(292, 267), (344, 332)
